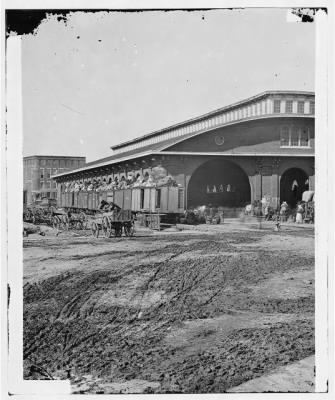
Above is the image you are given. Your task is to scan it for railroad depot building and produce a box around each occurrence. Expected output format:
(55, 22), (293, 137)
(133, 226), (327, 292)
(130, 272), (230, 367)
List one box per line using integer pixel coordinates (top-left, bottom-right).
(24, 155), (86, 205)
(53, 91), (315, 214)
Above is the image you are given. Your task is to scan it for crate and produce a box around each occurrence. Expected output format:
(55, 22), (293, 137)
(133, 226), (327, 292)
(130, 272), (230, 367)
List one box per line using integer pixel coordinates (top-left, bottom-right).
(145, 214), (161, 230)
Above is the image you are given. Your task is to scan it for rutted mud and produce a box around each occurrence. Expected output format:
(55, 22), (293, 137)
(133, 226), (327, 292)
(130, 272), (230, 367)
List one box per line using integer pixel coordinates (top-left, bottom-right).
(23, 227), (315, 393)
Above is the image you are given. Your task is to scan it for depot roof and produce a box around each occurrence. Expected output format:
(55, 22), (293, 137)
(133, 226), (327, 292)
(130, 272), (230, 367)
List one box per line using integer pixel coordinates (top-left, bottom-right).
(52, 90), (315, 179)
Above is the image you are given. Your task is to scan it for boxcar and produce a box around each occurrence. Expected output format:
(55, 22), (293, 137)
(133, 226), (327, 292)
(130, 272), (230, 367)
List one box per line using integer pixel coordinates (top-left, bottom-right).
(57, 186), (185, 229)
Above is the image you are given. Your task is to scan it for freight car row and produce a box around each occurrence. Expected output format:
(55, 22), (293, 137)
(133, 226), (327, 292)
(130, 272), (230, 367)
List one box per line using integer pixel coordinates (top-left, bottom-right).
(58, 186), (185, 229)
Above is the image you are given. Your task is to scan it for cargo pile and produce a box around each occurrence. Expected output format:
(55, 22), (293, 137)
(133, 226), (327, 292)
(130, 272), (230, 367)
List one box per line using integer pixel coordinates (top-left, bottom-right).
(63, 167), (180, 193)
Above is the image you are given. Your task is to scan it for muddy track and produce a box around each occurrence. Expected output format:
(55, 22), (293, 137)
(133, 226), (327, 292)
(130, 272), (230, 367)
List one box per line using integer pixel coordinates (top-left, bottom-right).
(23, 229), (315, 393)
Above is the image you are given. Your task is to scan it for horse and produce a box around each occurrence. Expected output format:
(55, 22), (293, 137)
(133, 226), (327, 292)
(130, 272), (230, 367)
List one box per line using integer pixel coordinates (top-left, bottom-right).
(99, 200), (121, 212)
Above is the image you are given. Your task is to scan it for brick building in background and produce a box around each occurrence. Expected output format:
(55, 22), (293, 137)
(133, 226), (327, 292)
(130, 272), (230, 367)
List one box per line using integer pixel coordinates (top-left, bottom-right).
(23, 155), (86, 205)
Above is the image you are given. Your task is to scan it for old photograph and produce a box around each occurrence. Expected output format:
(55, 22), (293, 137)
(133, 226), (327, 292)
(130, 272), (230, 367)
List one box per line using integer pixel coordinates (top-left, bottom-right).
(2, 4), (332, 397)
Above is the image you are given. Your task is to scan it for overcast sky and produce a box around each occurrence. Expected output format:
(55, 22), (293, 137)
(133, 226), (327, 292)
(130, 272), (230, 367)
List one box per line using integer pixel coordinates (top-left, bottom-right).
(20, 8), (315, 162)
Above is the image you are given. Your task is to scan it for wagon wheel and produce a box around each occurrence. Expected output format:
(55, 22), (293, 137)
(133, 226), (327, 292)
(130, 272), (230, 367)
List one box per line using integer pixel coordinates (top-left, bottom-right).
(101, 216), (111, 238)
(62, 214), (70, 231)
(76, 220), (83, 230)
(124, 222), (134, 237)
(91, 221), (99, 238)
(24, 210), (31, 222)
(52, 216), (60, 230)
(114, 223), (122, 237)
(79, 212), (87, 229)
(47, 213), (54, 226)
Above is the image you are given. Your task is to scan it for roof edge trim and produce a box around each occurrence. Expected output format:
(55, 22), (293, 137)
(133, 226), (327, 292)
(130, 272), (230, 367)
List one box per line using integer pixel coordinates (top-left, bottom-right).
(111, 90), (315, 151)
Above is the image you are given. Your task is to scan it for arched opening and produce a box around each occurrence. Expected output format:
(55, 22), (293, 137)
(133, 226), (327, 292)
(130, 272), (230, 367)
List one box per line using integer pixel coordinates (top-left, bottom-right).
(280, 168), (309, 207)
(187, 158), (251, 208)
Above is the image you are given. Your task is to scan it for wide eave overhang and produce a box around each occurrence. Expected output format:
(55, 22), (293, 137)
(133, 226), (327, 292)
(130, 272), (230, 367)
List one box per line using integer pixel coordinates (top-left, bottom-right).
(52, 113), (314, 180)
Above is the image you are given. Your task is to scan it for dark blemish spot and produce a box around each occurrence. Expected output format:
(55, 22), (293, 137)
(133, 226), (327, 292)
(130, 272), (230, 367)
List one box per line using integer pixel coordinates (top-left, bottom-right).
(7, 284), (10, 307)
(6, 9), (220, 37)
(301, 14), (314, 22)
(76, 36), (80, 39)
(57, 15), (67, 23)
(6, 10), (70, 36)
(291, 7), (327, 23)
(98, 39), (102, 42)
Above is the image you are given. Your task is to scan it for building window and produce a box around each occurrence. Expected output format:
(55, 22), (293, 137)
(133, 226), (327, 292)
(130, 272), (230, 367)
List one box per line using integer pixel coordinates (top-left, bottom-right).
(280, 126), (310, 147)
(310, 101), (315, 114)
(291, 127), (299, 146)
(40, 168), (44, 179)
(280, 127), (290, 146)
(273, 100), (281, 113)
(300, 128), (309, 146)
(285, 101), (293, 113)
(297, 101), (305, 114)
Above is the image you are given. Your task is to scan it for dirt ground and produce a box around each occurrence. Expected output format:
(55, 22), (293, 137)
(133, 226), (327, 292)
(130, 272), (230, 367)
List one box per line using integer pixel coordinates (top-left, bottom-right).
(23, 221), (315, 393)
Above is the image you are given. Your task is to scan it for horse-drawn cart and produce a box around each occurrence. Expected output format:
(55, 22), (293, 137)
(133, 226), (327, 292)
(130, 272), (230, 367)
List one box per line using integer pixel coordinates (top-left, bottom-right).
(52, 209), (87, 230)
(89, 209), (135, 238)
(23, 206), (55, 226)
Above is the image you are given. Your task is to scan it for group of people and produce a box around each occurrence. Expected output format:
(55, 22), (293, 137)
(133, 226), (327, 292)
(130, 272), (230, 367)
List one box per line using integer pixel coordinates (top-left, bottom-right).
(245, 198), (314, 225)
(265, 200), (313, 224)
(63, 172), (179, 193)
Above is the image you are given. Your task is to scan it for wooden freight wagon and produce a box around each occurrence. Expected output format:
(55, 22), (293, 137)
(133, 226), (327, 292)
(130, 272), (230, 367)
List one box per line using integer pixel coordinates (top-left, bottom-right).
(73, 192), (78, 208)
(80, 192), (89, 210)
(131, 188), (143, 211)
(143, 188), (157, 213)
(66, 192), (72, 208)
(158, 186), (184, 214)
(113, 189), (131, 210)
(56, 185), (185, 231)
(100, 191), (108, 203)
